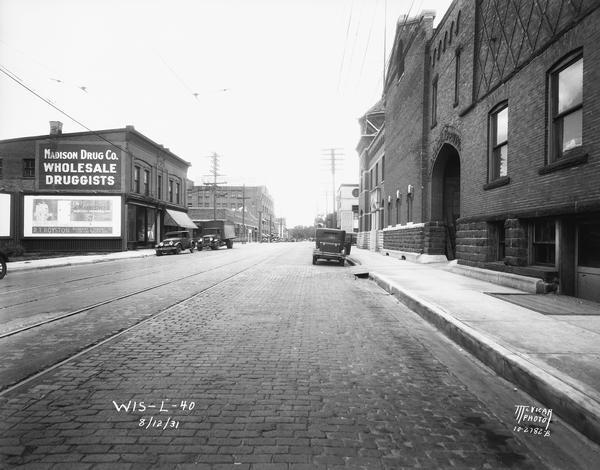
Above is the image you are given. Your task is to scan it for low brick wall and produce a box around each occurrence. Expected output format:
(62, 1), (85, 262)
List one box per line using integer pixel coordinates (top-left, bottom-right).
(382, 224), (424, 253)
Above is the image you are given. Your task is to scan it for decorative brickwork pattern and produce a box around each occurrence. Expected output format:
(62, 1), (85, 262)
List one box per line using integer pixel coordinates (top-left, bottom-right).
(475, 0), (597, 100)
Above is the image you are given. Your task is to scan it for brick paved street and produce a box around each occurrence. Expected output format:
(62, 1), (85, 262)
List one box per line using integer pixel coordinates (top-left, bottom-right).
(0, 244), (591, 468)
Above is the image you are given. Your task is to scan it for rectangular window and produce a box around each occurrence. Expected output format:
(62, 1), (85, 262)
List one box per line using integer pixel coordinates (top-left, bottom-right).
(133, 166), (140, 193)
(381, 156), (385, 182)
(489, 104), (508, 180)
(175, 182), (180, 204)
(532, 220), (556, 266)
(0, 158), (3, 178)
(23, 159), (35, 178)
(168, 180), (173, 203)
(375, 163), (379, 186)
(454, 49), (461, 106)
(157, 175), (162, 199)
(549, 55), (583, 161)
(143, 169), (149, 196)
(431, 78), (438, 127)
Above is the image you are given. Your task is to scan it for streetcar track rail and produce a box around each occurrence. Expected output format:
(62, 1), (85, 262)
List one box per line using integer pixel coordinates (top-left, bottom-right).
(0, 253), (259, 338)
(0, 249), (216, 298)
(0, 249), (281, 396)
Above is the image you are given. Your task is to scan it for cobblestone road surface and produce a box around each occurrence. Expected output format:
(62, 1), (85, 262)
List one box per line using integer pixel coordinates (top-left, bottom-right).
(0, 244), (589, 468)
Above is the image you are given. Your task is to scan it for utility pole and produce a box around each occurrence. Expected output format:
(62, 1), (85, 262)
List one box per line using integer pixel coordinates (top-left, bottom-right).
(321, 148), (344, 228)
(203, 153), (227, 221)
(236, 184), (250, 243)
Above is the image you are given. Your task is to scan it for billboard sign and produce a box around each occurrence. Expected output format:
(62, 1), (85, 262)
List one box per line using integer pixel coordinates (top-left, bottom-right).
(0, 193), (11, 237)
(24, 195), (121, 237)
(39, 143), (121, 190)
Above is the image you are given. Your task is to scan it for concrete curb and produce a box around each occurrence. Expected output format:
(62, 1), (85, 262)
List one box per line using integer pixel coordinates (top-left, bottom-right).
(7, 251), (156, 273)
(370, 271), (600, 446)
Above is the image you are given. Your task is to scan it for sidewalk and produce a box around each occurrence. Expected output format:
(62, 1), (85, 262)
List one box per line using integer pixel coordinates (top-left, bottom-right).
(347, 247), (600, 446)
(6, 249), (156, 272)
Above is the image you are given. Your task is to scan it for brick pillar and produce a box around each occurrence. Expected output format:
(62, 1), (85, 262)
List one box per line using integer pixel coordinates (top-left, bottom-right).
(504, 218), (528, 266)
(423, 221), (446, 255)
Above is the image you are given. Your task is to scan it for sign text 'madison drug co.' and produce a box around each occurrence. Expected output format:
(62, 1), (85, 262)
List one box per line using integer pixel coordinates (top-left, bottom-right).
(39, 143), (122, 190)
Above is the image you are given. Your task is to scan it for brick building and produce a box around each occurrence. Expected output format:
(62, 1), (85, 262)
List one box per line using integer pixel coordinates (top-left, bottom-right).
(358, 0), (600, 301)
(186, 184), (275, 241)
(0, 122), (195, 253)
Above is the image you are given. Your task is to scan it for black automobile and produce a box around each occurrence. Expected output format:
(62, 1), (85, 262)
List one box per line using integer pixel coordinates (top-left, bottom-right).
(155, 230), (196, 256)
(312, 228), (347, 266)
(0, 249), (8, 280)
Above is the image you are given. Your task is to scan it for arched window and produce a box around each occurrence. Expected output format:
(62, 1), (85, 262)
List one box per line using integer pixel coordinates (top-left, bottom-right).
(444, 32), (447, 52)
(456, 11), (461, 35)
(438, 42), (442, 60)
(450, 22), (454, 44)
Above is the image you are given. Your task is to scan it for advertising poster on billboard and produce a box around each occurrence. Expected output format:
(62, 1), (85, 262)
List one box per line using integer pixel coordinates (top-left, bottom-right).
(38, 143), (122, 190)
(0, 193), (11, 237)
(24, 195), (122, 237)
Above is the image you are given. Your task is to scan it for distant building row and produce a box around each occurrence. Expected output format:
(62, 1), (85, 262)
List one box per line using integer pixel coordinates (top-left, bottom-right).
(0, 122), (281, 253)
(357, 0), (600, 301)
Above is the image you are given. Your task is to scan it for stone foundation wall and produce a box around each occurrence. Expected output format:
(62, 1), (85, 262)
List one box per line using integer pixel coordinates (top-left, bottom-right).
(456, 221), (489, 266)
(505, 218), (528, 266)
(382, 225), (424, 253)
(423, 221), (446, 255)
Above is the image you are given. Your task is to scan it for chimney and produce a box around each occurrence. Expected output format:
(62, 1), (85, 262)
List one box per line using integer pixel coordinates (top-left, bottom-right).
(49, 121), (63, 135)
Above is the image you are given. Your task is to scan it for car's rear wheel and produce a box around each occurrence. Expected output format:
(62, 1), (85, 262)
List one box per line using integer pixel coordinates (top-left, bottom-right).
(190, 244), (195, 253)
(175, 244), (182, 254)
(0, 258), (6, 279)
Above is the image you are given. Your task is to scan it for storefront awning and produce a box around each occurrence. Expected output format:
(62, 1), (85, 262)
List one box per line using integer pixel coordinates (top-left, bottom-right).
(164, 209), (197, 229)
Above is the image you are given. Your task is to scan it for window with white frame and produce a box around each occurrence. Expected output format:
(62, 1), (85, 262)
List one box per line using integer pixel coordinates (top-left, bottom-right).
(549, 53), (583, 161)
(489, 102), (508, 181)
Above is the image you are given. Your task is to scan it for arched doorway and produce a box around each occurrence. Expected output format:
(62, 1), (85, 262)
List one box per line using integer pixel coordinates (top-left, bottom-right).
(431, 144), (461, 260)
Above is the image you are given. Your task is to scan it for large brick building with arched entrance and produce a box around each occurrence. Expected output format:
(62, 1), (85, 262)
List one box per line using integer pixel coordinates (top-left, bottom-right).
(357, 0), (600, 301)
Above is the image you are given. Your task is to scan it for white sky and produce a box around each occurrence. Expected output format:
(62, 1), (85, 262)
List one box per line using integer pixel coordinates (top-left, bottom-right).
(0, 0), (452, 227)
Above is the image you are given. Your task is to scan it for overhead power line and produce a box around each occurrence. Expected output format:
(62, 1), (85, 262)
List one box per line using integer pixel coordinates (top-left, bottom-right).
(0, 63), (132, 156)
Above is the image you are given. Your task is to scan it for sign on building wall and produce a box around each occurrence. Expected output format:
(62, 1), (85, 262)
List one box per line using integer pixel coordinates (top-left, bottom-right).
(38, 143), (121, 190)
(23, 195), (121, 237)
(0, 193), (11, 237)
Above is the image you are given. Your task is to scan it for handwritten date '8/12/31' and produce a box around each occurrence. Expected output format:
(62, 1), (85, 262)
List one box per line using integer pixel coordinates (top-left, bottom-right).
(112, 399), (196, 430)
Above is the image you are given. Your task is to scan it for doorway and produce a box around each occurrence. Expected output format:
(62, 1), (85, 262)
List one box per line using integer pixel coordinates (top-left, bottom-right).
(431, 144), (461, 260)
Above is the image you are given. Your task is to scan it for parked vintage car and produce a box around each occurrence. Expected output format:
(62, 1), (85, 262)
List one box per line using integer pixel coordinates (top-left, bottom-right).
(155, 230), (196, 256)
(0, 249), (7, 279)
(312, 228), (347, 266)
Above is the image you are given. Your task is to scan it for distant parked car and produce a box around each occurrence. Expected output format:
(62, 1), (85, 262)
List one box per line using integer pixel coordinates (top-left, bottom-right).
(312, 228), (347, 266)
(155, 231), (196, 256)
(0, 249), (7, 279)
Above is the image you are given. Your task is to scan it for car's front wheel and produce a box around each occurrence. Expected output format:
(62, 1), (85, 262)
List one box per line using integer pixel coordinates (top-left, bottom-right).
(0, 258), (6, 279)
(175, 244), (182, 254)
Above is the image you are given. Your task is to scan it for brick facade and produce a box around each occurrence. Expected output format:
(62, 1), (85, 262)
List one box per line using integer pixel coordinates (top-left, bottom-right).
(358, 0), (600, 300)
